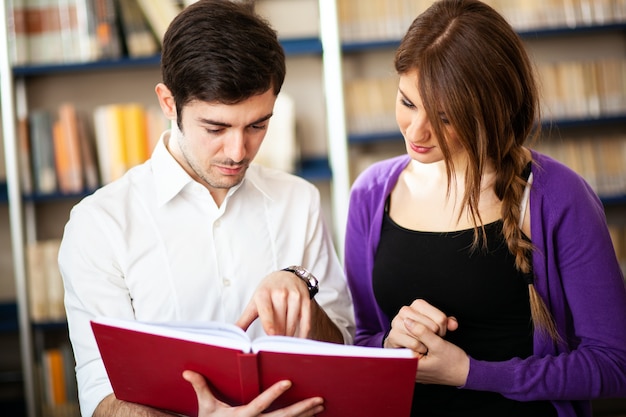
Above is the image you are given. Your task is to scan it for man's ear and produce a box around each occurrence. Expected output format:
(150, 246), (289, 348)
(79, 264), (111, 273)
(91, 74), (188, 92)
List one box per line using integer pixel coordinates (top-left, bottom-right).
(155, 83), (177, 121)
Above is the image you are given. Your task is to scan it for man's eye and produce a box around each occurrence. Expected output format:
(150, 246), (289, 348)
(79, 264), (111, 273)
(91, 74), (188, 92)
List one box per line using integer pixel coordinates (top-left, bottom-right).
(250, 124), (267, 131)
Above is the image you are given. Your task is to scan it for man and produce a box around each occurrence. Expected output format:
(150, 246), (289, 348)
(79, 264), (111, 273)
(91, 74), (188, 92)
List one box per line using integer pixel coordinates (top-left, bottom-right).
(59, 1), (354, 416)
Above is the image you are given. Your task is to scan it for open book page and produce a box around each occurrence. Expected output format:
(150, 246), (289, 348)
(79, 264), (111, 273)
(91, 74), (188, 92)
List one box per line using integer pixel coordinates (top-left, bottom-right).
(92, 316), (253, 352)
(251, 335), (415, 358)
(92, 316), (415, 358)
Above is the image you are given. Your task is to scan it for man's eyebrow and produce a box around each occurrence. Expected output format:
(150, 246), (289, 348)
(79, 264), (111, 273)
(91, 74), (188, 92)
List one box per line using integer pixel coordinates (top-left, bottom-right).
(197, 113), (273, 127)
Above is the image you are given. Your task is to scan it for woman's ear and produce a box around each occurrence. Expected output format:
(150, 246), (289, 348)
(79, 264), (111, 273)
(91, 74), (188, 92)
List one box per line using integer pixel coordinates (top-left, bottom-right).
(155, 83), (177, 121)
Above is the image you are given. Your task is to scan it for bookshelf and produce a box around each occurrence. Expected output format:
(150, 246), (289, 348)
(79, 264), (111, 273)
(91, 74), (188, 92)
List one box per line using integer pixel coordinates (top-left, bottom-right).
(0, 0), (348, 416)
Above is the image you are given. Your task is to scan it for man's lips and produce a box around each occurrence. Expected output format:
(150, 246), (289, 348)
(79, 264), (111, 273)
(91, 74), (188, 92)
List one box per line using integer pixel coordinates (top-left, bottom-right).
(216, 165), (244, 175)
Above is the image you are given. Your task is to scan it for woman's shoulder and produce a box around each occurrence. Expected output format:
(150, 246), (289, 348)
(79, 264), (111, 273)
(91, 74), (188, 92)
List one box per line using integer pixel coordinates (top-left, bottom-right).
(530, 150), (603, 212)
(352, 154), (410, 192)
(531, 150), (593, 191)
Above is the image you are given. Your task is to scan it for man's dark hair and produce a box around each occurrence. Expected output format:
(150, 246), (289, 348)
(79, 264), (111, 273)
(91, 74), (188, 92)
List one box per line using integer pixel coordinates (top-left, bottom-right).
(161, 0), (286, 123)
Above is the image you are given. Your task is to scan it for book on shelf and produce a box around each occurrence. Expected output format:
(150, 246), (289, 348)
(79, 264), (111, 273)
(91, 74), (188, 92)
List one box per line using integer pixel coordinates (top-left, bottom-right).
(92, 316), (418, 417)
(42, 348), (67, 405)
(53, 103), (84, 194)
(17, 115), (33, 194)
(254, 0), (320, 38)
(7, 0), (28, 66)
(76, 113), (100, 191)
(93, 103), (153, 185)
(115, 0), (159, 57)
(26, 239), (64, 322)
(135, 0), (182, 45)
(254, 93), (298, 173)
(532, 133), (626, 198)
(28, 110), (58, 195)
(91, 0), (123, 59)
(23, 0), (63, 65)
(336, 0), (626, 42)
(608, 224), (626, 274)
(39, 343), (79, 414)
(121, 103), (149, 168)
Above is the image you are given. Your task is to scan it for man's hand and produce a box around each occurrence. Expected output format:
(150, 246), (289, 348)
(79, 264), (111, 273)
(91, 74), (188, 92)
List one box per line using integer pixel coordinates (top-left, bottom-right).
(236, 270), (312, 338)
(93, 372), (325, 417)
(184, 370), (324, 417)
(236, 270), (343, 343)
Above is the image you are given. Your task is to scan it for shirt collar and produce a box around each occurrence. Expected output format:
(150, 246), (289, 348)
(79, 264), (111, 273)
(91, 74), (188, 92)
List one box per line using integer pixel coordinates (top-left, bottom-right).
(153, 130), (193, 206)
(152, 129), (259, 207)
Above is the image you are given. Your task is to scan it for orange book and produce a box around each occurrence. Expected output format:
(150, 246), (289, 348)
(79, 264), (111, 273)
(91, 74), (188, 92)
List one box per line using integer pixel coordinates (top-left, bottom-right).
(122, 104), (149, 169)
(43, 348), (67, 405)
(54, 103), (84, 193)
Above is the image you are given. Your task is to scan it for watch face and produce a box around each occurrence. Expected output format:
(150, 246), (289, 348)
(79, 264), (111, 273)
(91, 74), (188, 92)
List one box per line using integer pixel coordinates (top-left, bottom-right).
(284, 266), (319, 299)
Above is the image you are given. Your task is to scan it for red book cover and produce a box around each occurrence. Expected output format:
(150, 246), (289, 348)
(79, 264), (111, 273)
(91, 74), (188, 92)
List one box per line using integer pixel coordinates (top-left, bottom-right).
(91, 317), (417, 417)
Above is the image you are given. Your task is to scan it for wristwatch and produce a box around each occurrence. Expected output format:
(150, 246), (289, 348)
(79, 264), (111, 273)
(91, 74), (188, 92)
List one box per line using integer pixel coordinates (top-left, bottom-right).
(282, 266), (319, 299)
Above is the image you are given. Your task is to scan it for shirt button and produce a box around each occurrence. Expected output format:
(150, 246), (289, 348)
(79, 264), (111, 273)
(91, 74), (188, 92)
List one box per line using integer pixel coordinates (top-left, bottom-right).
(222, 278), (231, 287)
(214, 220), (221, 228)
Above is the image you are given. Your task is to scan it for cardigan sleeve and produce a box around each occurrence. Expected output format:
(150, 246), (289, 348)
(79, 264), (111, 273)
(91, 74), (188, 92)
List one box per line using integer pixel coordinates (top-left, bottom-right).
(344, 158), (413, 347)
(345, 178), (388, 347)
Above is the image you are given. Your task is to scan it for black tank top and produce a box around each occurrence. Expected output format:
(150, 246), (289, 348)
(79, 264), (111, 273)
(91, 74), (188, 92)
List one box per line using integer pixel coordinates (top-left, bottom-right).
(373, 213), (557, 417)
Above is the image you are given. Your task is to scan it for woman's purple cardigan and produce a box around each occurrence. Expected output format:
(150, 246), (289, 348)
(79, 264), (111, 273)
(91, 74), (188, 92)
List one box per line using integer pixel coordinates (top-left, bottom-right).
(344, 151), (626, 417)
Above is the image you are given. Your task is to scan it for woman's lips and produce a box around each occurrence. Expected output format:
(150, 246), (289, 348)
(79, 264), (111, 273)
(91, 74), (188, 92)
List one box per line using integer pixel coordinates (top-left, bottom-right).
(409, 142), (433, 154)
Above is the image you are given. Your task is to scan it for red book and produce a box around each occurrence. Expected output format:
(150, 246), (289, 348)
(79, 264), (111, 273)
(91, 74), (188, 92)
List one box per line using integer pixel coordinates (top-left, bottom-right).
(91, 317), (417, 417)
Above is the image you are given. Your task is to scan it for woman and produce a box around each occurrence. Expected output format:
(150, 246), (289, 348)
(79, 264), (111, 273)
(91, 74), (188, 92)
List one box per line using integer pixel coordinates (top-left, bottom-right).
(344, 1), (626, 416)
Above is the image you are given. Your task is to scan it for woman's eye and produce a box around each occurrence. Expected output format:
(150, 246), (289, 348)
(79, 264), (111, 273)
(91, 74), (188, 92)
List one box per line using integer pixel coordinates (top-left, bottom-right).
(401, 98), (415, 109)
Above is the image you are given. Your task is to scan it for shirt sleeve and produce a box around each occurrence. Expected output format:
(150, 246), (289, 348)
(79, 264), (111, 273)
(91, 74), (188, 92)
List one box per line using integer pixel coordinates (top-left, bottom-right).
(60, 200), (135, 417)
(299, 183), (355, 345)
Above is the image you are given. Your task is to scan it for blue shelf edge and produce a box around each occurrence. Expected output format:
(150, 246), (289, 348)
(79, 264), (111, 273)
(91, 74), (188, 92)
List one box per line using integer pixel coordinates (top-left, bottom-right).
(0, 302), (68, 333)
(518, 22), (626, 39)
(0, 302), (18, 333)
(295, 157), (332, 181)
(280, 37), (323, 56)
(349, 130), (402, 144)
(31, 320), (69, 331)
(12, 37), (323, 77)
(601, 195), (626, 205)
(342, 22), (626, 53)
(541, 114), (626, 128)
(349, 114), (626, 145)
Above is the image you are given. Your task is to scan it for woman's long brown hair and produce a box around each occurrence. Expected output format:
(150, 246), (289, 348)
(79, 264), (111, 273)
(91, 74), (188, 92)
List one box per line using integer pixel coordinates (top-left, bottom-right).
(394, 0), (559, 341)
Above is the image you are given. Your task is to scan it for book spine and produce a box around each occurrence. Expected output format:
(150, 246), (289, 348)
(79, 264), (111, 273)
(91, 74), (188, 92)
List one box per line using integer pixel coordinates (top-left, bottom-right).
(90, 0), (122, 59)
(8, 0), (29, 65)
(121, 103), (149, 169)
(55, 103), (84, 194)
(236, 353), (260, 405)
(28, 110), (58, 195)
